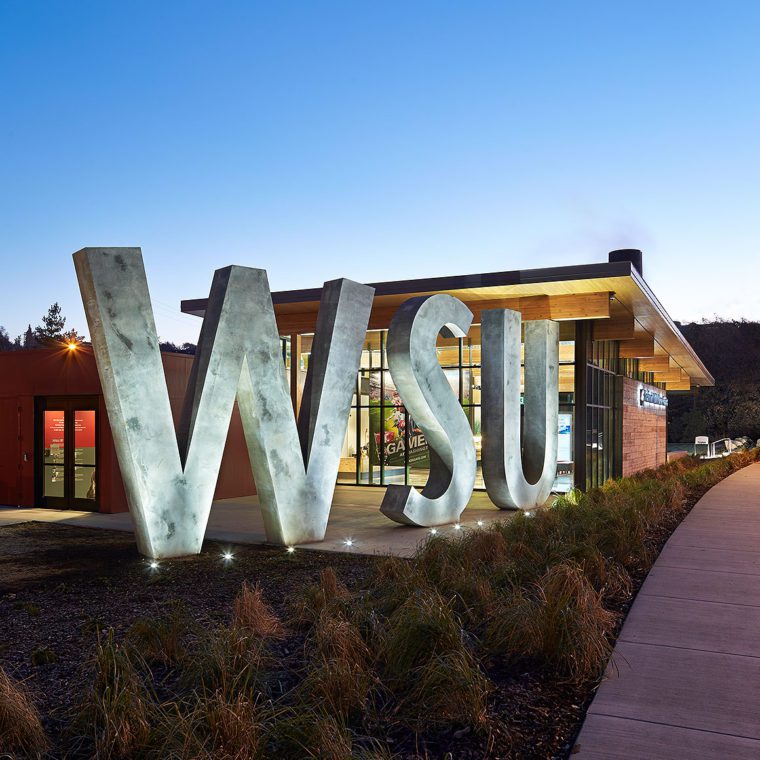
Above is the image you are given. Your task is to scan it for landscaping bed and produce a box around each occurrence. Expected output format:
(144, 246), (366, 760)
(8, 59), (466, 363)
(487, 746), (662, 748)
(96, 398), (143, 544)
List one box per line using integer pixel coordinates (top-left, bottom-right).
(1, 450), (758, 759)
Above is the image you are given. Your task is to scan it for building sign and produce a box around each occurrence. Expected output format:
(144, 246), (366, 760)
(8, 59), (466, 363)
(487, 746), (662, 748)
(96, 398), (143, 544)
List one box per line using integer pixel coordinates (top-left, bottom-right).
(44, 410), (65, 463)
(368, 375), (428, 473)
(639, 387), (668, 408)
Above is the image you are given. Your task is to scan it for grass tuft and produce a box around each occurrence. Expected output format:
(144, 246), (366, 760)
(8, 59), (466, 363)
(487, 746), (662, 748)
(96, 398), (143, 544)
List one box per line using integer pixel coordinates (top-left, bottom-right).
(0, 666), (48, 755)
(232, 581), (284, 639)
(184, 624), (270, 700)
(126, 600), (189, 665)
(294, 567), (351, 626)
(299, 609), (377, 721)
(75, 628), (153, 759)
(270, 707), (354, 760)
(14, 600), (41, 616)
(31, 646), (57, 666)
(379, 588), (490, 731)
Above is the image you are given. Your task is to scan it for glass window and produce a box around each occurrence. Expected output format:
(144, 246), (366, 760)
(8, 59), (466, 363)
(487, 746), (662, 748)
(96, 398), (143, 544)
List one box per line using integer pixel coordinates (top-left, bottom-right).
(331, 322), (575, 496)
(43, 410), (66, 498)
(74, 410), (97, 501)
(584, 338), (619, 489)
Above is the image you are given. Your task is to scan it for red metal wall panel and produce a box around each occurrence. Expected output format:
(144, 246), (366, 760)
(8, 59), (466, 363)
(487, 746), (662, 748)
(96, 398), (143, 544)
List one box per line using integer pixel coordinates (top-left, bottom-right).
(0, 347), (256, 511)
(0, 399), (21, 505)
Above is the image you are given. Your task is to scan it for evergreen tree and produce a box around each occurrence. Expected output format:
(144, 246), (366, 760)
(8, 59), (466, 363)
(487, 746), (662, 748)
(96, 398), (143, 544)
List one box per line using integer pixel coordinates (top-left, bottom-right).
(0, 326), (12, 351)
(23, 325), (37, 348)
(35, 302), (66, 340)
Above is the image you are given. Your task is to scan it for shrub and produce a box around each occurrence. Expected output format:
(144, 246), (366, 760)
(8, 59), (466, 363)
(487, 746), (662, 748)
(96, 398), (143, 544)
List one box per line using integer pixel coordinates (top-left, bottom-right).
(294, 567), (351, 626)
(0, 666), (48, 755)
(232, 582), (284, 639)
(199, 690), (267, 758)
(13, 600), (40, 616)
(485, 562), (615, 679)
(184, 624), (270, 699)
(400, 647), (490, 730)
(378, 588), (490, 731)
(81, 615), (107, 635)
(150, 689), (272, 760)
(74, 628), (153, 759)
(299, 609), (376, 721)
(31, 646), (58, 665)
(269, 707), (354, 760)
(126, 600), (190, 665)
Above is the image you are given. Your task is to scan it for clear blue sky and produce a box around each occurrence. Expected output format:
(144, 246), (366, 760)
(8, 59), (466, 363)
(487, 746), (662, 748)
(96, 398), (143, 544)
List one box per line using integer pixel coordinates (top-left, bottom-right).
(2, 1), (759, 344)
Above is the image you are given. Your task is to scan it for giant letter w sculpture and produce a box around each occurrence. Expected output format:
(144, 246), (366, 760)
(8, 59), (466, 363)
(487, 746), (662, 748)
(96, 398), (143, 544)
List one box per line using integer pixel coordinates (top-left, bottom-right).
(74, 248), (373, 558)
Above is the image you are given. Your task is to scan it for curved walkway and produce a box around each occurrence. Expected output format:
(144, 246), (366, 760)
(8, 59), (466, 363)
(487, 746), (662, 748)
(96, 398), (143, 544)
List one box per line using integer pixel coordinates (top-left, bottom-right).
(574, 462), (760, 760)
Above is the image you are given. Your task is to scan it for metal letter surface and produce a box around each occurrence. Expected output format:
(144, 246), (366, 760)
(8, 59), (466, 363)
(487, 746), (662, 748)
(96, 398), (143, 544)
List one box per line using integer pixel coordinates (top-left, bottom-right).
(481, 310), (559, 509)
(74, 248), (373, 557)
(380, 295), (476, 526)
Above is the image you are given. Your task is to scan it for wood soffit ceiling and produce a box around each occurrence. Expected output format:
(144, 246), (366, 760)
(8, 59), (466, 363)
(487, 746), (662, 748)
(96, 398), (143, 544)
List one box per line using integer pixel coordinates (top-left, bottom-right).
(181, 261), (714, 389)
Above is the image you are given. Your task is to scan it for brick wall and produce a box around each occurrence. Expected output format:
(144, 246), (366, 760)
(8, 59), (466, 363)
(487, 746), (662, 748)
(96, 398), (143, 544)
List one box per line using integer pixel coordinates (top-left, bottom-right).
(621, 377), (668, 477)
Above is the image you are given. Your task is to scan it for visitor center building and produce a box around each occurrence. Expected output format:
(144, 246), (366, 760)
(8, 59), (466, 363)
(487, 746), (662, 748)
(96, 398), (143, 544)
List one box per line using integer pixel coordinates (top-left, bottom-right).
(0, 249), (713, 513)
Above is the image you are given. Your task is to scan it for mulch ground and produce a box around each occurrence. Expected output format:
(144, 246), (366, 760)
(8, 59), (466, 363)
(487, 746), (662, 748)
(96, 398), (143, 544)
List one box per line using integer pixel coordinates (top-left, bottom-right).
(0, 507), (693, 760)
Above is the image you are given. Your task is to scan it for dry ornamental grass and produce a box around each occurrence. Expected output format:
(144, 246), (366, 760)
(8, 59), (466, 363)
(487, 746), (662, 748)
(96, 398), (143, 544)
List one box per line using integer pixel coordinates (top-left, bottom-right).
(1, 449), (758, 758)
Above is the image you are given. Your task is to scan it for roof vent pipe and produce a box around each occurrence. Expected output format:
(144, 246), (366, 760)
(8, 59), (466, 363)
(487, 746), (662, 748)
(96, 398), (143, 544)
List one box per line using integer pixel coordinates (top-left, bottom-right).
(608, 249), (643, 278)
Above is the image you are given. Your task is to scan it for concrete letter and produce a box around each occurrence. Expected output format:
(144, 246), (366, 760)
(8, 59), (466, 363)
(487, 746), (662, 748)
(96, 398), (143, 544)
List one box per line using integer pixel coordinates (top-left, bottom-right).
(75, 248), (373, 556)
(380, 295), (476, 526)
(481, 310), (559, 509)
(235, 277), (374, 546)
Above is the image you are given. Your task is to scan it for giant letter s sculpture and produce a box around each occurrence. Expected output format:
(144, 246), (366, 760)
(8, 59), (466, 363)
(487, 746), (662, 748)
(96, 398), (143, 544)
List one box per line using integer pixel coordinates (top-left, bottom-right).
(481, 310), (559, 509)
(75, 248), (373, 557)
(380, 295), (477, 526)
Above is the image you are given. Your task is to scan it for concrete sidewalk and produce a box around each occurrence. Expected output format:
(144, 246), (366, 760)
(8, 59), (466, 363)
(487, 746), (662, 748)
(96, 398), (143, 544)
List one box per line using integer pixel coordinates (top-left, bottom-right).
(574, 462), (760, 760)
(0, 486), (514, 558)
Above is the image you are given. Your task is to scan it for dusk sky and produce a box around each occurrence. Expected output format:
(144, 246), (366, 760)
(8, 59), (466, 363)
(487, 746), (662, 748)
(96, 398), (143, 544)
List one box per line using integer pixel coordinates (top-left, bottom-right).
(2, 1), (759, 344)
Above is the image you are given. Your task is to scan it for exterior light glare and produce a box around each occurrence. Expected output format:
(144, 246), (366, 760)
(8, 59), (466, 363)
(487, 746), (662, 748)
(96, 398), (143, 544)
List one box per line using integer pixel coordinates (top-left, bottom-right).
(476, 520), (485, 527)
(286, 546), (295, 554)
(429, 528), (438, 535)
(67, 342), (77, 351)
(222, 552), (234, 561)
(149, 560), (159, 570)
(453, 523), (462, 531)
(343, 538), (354, 547)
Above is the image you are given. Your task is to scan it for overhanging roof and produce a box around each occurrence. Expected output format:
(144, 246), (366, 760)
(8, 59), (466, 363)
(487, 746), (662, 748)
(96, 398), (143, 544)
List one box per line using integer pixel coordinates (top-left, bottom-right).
(181, 259), (714, 388)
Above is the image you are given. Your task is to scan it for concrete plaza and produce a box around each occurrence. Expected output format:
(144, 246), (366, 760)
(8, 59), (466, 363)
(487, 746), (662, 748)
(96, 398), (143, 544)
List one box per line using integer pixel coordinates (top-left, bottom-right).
(0, 487), (516, 558)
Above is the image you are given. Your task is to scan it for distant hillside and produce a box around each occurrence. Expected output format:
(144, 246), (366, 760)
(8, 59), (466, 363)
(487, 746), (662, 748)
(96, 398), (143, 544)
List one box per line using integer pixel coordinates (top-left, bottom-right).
(668, 319), (760, 443)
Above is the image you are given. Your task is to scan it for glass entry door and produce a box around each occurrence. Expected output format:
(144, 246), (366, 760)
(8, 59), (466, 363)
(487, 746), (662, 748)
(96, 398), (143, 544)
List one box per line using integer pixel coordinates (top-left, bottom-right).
(36, 397), (98, 510)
